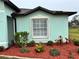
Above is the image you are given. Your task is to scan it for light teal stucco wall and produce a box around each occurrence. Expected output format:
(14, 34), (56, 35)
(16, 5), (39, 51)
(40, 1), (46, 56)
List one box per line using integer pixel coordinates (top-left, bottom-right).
(16, 10), (68, 43)
(4, 4), (15, 46)
(0, 0), (8, 48)
(0, 0), (14, 48)
(4, 4), (14, 16)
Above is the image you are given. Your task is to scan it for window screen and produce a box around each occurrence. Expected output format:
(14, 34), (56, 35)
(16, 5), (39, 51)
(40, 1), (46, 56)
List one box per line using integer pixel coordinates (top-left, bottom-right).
(32, 18), (48, 37)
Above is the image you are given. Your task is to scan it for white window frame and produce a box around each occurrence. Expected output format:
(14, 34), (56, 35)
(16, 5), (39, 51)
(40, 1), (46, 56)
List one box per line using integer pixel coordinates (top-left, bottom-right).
(31, 17), (49, 39)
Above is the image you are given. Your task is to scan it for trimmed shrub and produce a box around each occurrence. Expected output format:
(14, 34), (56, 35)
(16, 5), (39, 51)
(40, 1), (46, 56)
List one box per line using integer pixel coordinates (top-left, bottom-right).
(73, 39), (79, 46)
(47, 41), (53, 46)
(20, 47), (30, 53)
(35, 43), (44, 53)
(28, 40), (35, 47)
(50, 48), (60, 56)
(15, 32), (29, 47)
(0, 46), (4, 52)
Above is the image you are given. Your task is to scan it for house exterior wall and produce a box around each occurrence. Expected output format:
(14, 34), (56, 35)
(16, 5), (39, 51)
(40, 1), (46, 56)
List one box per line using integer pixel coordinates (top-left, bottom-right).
(0, 0), (14, 48)
(4, 4), (15, 46)
(0, 0), (8, 48)
(16, 10), (68, 43)
(4, 4), (14, 16)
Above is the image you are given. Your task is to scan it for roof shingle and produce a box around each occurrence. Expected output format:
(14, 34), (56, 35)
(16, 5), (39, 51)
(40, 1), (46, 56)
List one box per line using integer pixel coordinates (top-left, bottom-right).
(13, 6), (77, 16)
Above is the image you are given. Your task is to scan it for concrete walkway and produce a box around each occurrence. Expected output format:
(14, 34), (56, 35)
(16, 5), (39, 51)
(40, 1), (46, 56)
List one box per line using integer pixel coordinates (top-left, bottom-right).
(0, 55), (42, 59)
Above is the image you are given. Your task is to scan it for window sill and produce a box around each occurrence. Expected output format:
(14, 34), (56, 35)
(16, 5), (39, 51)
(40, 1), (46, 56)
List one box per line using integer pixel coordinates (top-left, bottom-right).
(32, 36), (48, 39)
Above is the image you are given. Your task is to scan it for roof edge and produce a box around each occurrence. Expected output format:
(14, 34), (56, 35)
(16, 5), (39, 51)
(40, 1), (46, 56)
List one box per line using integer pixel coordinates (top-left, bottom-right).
(4, 0), (20, 12)
(12, 6), (77, 16)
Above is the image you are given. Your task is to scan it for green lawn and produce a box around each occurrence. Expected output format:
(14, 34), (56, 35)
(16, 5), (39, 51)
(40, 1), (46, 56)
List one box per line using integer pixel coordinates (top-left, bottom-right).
(69, 28), (79, 40)
(0, 57), (18, 59)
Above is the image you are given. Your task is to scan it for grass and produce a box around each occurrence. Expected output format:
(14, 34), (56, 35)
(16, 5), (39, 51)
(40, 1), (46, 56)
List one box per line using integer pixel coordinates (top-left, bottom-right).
(0, 57), (18, 59)
(69, 27), (79, 40)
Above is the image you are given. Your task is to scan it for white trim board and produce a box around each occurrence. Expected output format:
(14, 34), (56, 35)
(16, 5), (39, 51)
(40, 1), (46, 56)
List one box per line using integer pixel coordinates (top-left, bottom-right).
(31, 16), (49, 38)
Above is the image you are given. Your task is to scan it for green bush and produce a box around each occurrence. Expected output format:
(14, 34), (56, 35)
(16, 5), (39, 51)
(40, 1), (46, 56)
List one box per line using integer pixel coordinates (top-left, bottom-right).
(28, 40), (35, 47)
(73, 39), (79, 46)
(50, 48), (60, 56)
(20, 47), (30, 53)
(35, 43), (44, 53)
(47, 41), (53, 46)
(15, 32), (29, 47)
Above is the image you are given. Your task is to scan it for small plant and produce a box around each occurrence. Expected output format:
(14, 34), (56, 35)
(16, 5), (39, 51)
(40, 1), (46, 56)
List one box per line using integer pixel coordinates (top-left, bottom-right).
(35, 43), (44, 53)
(55, 36), (63, 44)
(20, 47), (30, 53)
(0, 46), (4, 52)
(68, 52), (74, 59)
(77, 48), (79, 54)
(28, 40), (35, 47)
(50, 48), (60, 56)
(47, 41), (53, 46)
(73, 39), (79, 46)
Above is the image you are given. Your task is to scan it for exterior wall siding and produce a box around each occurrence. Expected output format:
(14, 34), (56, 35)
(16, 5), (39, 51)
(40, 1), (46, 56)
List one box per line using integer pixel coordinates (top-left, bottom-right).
(4, 4), (14, 16)
(0, 0), (14, 48)
(4, 4), (15, 46)
(0, 0), (8, 48)
(16, 10), (68, 43)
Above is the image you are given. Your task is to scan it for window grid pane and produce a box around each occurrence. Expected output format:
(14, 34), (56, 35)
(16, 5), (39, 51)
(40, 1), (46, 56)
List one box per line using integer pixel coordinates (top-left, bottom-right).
(33, 18), (47, 36)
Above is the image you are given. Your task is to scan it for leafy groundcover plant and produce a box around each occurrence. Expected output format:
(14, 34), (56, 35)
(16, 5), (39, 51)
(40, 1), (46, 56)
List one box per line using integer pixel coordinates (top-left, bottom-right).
(20, 47), (30, 53)
(35, 43), (44, 53)
(47, 41), (53, 46)
(50, 48), (60, 56)
(27, 40), (35, 47)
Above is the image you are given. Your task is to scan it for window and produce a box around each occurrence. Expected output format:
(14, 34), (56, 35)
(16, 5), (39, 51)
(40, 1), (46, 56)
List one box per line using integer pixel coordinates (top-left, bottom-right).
(32, 18), (48, 38)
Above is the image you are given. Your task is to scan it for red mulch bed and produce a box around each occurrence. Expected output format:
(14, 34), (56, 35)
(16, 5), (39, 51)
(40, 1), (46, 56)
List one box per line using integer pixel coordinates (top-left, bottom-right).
(0, 43), (79, 59)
